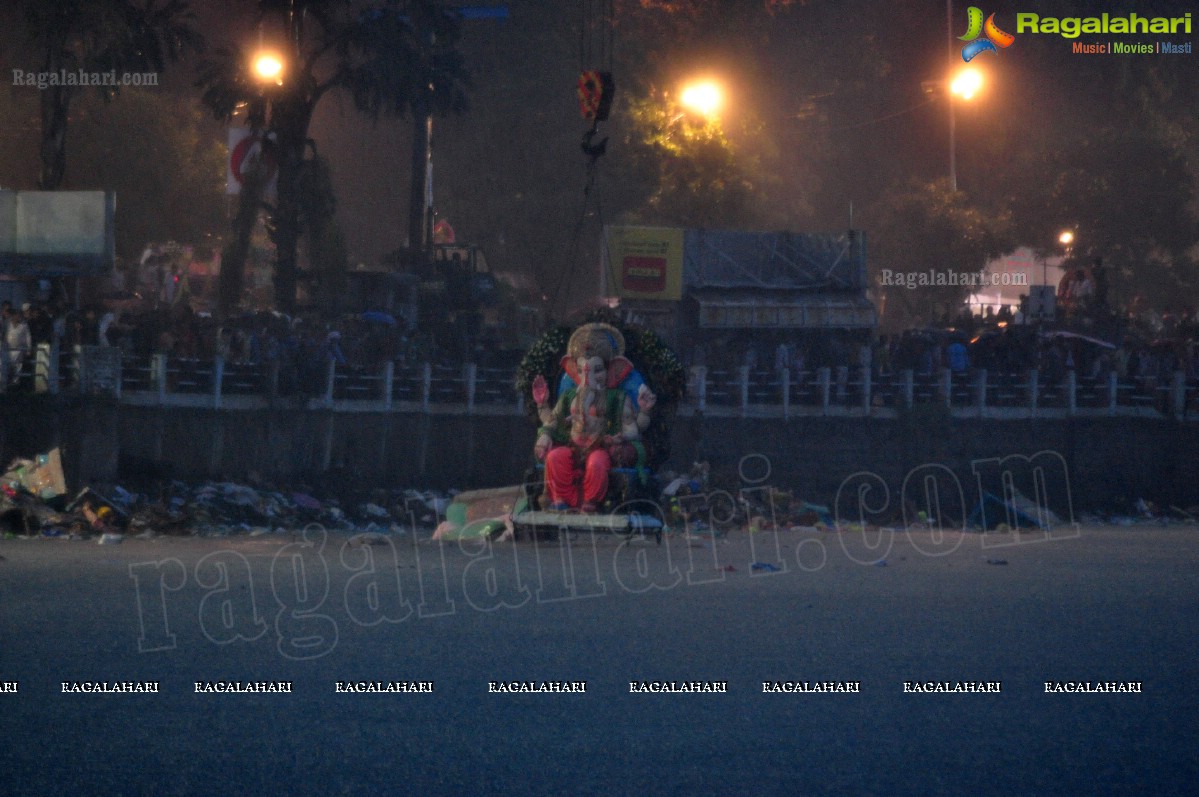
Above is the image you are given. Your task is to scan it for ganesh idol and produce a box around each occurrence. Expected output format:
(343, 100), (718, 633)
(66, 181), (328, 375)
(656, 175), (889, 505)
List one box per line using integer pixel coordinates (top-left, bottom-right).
(532, 323), (656, 512)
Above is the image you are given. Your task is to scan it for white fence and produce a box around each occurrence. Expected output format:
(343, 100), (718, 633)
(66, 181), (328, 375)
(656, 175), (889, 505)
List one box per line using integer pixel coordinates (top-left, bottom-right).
(3, 343), (1197, 420)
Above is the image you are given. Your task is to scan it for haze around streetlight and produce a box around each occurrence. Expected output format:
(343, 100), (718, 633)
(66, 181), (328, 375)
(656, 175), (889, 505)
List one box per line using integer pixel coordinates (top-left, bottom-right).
(949, 67), (983, 101)
(680, 79), (724, 117)
(253, 51), (284, 84)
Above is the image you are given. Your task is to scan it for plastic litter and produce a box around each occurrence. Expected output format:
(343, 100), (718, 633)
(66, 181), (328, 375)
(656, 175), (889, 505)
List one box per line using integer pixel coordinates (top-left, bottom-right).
(750, 562), (781, 572)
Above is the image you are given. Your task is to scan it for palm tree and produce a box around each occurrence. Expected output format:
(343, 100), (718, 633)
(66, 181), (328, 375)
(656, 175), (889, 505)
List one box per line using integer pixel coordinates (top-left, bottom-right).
(197, 0), (470, 316)
(19, 0), (202, 190)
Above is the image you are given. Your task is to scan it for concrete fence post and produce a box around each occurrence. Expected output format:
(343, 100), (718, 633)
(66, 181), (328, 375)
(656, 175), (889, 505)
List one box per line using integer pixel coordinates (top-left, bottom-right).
(1028, 369), (1039, 416)
(152, 353), (167, 404)
(49, 339), (61, 395)
(738, 365), (750, 416)
(1066, 369), (1077, 415)
(323, 359), (336, 409)
(818, 367), (831, 415)
(382, 361), (394, 410)
(34, 343), (53, 394)
(781, 367), (791, 419)
(213, 355), (224, 409)
(420, 362), (432, 412)
(974, 368), (987, 417)
(692, 366), (707, 413)
(1107, 371), (1118, 415)
(465, 363), (477, 414)
(1171, 370), (1187, 420)
(901, 369), (914, 409)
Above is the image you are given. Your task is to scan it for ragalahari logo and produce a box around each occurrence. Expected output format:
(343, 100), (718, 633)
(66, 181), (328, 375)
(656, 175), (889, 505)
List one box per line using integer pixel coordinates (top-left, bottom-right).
(959, 7), (1015, 61)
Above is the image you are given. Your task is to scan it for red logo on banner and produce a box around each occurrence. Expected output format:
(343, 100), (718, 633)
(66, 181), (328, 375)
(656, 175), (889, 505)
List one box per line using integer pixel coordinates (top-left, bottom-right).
(621, 256), (666, 293)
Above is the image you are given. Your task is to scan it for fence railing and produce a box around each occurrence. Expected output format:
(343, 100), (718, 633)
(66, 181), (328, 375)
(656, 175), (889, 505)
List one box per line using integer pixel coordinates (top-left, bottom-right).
(2, 342), (1196, 420)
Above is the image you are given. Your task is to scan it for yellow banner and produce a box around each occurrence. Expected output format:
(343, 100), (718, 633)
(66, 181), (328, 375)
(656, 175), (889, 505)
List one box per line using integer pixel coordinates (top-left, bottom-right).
(604, 226), (684, 301)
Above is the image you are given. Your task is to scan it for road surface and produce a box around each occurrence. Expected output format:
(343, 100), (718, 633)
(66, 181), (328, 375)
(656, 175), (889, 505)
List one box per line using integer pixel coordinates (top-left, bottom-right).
(2, 523), (1197, 795)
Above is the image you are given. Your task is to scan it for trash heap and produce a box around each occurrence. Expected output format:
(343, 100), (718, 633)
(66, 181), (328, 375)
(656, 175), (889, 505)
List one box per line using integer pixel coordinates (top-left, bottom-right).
(1, 449), (456, 541)
(4, 449), (1195, 542)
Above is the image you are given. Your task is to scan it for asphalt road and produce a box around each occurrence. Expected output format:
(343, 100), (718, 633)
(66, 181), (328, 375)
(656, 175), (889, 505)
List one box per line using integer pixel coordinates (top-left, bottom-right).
(2, 523), (1197, 796)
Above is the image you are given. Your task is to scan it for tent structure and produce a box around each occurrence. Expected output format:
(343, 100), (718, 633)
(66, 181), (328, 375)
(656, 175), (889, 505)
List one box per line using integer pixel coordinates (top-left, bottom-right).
(968, 488), (1061, 531)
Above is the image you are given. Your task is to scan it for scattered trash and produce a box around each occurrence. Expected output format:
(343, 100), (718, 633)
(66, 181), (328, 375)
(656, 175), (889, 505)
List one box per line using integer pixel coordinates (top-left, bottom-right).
(3, 448), (67, 500)
(985, 558), (1009, 566)
(750, 562), (781, 572)
(349, 531), (390, 546)
(716, 565), (736, 572)
(873, 559), (888, 567)
(0, 447), (1191, 543)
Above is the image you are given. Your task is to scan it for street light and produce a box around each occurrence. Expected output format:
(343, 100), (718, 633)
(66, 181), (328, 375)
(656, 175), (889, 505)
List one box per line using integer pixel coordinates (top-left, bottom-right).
(946, 66), (983, 191)
(679, 79), (724, 118)
(949, 67), (983, 100)
(1044, 229), (1075, 287)
(252, 51), (284, 85)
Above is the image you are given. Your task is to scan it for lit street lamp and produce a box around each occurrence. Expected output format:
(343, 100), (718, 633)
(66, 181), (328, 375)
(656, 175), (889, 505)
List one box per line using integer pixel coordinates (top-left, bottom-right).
(921, 64), (985, 191)
(1045, 229), (1076, 287)
(947, 66), (983, 191)
(252, 51), (284, 85)
(679, 79), (724, 118)
(949, 67), (983, 101)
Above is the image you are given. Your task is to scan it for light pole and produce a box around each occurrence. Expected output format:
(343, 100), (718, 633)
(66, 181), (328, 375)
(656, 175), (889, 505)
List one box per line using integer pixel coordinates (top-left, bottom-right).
(923, 65), (983, 191)
(1053, 229), (1075, 284)
(947, 0), (955, 191)
(947, 67), (982, 191)
(217, 49), (284, 318)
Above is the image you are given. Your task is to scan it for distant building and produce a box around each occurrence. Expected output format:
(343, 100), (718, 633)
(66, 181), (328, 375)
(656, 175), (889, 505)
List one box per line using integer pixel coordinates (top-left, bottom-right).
(602, 226), (876, 363)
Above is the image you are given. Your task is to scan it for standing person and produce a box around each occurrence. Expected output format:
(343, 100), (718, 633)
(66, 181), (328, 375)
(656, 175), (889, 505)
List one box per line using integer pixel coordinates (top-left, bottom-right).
(946, 336), (970, 373)
(774, 340), (791, 373)
(98, 308), (122, 347)
(4, 307), (33, 387)
(873, 334), (892, 377)
(791, 344), (807, 379)
(27, 302), (53, 347)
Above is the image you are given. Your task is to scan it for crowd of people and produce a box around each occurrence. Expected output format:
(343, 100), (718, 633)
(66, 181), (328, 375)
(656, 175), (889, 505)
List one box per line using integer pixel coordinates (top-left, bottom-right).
(1, 296), (524, 394)
(4, 290), (1198, 397)
(687, 307), (1199, 392)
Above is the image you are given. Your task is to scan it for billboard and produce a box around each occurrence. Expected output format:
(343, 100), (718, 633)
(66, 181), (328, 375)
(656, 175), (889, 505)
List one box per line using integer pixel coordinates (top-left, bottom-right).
(0, 190), (116, 276)
(603, 226), (684, 301)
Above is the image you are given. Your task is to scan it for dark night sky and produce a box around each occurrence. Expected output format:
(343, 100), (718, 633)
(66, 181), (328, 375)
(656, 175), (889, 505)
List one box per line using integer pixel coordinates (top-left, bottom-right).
(2, 1), (1196, 284)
